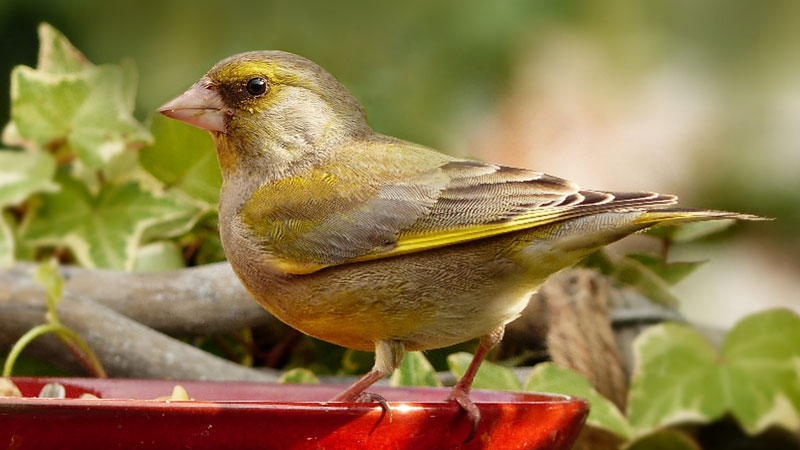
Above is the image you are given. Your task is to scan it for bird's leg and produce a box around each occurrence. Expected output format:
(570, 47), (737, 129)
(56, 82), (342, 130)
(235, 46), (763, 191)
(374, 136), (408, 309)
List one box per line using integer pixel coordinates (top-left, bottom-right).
(447, 325), (505, 441)
(331, 340), (405, 421)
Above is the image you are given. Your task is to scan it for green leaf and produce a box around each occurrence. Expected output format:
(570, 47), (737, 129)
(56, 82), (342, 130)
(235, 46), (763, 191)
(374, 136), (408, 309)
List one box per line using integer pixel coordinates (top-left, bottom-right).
(625, 429), (701, 450)
(645, 220), (736, 243)
(525, 363), (632, 440)
(1, 122), (28, 148)
(279, 368), (319, 384)
(628, 310), (800, 436)
(118, 58), (139, 112)
(19, 173), (198, 270)
(447, 352), (521, 391)
(672, 220), (737, 242)
(139, 114), (222, 205)
(195, 232), (227, 265)
(610, 256), (680, 306)
(67, 150), (152, 198)
(626, 253), (705, 285)
(133, 241), (185, 272)
(627, 323), (725, 434)
(581, 250), (616, 275)
(341, 349), (375, 375)
(582, 251), (681, 305)
(9, 25), (151, 168)
(0, 213), (14, 267)
(11, 64), (151, 168)
(721, 309), (800, 434)
(391, 351), (442, 387)
(0, 150), (58, 206)
(139, 195), (205, 243)
(35, 23), (91, 75)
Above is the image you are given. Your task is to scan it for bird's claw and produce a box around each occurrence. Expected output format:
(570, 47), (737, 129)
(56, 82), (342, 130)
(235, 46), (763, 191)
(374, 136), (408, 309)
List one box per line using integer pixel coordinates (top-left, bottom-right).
(448, 389), (481, 443)
(355, 391), (393, 423)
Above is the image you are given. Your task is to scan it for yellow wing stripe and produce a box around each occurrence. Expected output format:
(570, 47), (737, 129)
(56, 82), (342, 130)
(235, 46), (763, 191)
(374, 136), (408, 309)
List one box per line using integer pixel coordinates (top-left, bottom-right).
(269, 208), (577, 273)
(349, 207), (598, 264)
(350, 193), (680, 265)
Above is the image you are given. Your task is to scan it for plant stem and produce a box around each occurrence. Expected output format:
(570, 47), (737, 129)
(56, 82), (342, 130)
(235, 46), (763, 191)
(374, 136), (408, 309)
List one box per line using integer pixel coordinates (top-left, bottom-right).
(2, 323), (106, 378)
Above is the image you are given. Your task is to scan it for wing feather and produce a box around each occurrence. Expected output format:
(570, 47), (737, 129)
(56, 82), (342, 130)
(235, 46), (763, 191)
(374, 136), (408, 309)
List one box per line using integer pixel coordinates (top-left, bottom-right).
(241, 159), (677, 273)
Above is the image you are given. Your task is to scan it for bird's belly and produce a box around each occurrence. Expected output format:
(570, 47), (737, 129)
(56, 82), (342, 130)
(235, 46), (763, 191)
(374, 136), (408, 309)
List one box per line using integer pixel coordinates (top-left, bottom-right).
(225, 228), (567, 352)
(292, 280), (536, 352)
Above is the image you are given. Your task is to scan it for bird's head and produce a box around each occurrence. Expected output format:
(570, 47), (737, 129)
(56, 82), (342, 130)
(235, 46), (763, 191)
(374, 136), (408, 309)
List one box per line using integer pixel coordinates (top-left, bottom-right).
(160, 51), (370, 176)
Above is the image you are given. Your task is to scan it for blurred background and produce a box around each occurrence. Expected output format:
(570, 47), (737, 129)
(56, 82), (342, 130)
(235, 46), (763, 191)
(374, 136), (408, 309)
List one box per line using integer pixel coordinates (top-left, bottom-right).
(1, 0), (797, 327)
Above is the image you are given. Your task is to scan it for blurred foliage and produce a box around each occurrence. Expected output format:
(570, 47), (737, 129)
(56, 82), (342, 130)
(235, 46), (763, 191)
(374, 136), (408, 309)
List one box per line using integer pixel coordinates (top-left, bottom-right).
(448, 352), (521, 391)
(527, 362), (633, 440)
(390, 351), (442, 388)
(279, 368), (319, 384)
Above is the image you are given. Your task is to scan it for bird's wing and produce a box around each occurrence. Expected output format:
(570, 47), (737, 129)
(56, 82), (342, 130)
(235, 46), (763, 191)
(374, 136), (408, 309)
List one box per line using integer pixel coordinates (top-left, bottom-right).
(240, 159), (677, 274)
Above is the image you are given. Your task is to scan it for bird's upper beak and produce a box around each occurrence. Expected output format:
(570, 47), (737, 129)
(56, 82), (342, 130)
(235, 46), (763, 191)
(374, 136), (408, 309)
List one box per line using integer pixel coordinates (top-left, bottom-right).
(159, 77), (229, 133)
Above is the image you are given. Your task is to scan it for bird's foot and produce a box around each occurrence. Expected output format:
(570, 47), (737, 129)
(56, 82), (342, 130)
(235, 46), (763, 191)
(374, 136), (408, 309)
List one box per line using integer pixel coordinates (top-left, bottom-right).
(447, 387), (481, 443)
(332, 390), (392, 422)
(356, 391), (392, 422)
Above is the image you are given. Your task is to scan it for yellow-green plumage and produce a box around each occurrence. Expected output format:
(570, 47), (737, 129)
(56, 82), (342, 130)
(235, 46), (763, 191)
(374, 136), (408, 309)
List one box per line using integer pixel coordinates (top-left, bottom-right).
(160, 50), (763, 415)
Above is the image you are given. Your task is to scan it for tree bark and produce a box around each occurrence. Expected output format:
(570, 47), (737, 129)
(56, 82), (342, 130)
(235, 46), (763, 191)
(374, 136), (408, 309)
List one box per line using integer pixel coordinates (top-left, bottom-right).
(0, 265), (279, 381)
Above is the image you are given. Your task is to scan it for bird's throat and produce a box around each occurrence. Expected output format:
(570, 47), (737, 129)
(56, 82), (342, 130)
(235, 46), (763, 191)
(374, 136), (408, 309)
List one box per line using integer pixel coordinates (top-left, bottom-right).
(211, 132), (240, 177)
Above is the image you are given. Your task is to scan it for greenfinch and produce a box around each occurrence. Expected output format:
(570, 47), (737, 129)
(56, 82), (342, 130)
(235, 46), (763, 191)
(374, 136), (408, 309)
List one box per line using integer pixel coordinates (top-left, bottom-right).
(160, 51), (760, 433)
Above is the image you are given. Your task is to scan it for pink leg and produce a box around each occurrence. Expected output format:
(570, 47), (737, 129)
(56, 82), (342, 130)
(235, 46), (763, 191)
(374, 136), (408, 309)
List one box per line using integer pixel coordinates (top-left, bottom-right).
(447, 326), (505, 441)
(330, 369), (385, 402)
(330, 340), (404, 421)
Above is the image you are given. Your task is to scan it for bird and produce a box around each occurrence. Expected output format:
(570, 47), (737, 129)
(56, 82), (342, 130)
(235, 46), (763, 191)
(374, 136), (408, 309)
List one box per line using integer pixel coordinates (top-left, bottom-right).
(159, 50), (761, 436)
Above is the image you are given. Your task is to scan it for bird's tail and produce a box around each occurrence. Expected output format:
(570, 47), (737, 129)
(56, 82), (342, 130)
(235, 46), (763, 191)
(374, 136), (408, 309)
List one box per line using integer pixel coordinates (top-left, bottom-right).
(633, 208), (769, 227)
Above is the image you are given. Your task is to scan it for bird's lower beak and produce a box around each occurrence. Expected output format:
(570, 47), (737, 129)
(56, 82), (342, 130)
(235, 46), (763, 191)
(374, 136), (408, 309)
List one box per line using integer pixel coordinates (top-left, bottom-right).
(159, 78), (229, 133)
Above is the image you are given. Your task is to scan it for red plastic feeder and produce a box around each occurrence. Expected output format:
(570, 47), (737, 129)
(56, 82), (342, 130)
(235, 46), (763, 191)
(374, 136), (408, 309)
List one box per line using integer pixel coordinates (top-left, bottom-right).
(1, 377), (587, 449)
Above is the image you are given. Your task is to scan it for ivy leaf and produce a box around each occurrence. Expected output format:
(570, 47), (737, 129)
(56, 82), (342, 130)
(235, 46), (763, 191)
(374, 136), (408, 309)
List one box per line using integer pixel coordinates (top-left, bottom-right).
(139, 195), (205, 243)
(9, 25), (151, 168)
(627, 323), (726, 434)
(627, 310), (800, 436)
(645, 220), (736, 243)
(0, 150), (58, 266)
(0, 150), (58, 206)
(625, 429), (701, 450)
(19, 173), (198, 270)
(0, 213), (14, 267)
(118, 58), (139, 113)
(133, 241), (185, 272)
(584, 252), (680, 306)
(582, 251), (680, 305)
(721, 309), (800, 434)
(279, 368), (319, 384)
(139, 114), (222, 206)
(525, 362), (633, 440)
(625, 253), (705, 285)
(391, 351), (442, 387)
(447, 352), (521, 391)
(35, 23), (91, 75)
(2, 122), (31, 149)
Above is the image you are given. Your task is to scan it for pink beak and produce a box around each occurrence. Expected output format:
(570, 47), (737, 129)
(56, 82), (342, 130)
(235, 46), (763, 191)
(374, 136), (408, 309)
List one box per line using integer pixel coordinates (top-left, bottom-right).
(159, 77), (229, 133)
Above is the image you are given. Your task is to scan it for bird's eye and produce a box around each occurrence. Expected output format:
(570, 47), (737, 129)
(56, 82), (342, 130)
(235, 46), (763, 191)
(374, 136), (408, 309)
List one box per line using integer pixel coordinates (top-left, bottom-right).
(246, 77), (267, 96)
